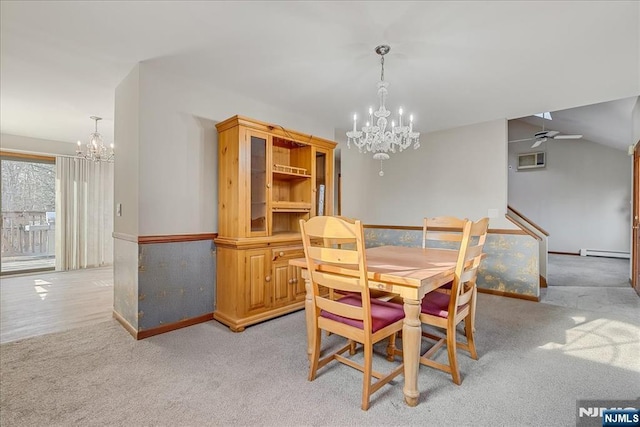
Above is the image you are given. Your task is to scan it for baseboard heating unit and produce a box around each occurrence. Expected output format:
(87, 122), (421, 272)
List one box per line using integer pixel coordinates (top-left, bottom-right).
(579, 249), (630, 259)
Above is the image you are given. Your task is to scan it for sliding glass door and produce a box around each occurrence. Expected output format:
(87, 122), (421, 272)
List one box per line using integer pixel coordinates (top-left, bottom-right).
(1, 153), (56, 275)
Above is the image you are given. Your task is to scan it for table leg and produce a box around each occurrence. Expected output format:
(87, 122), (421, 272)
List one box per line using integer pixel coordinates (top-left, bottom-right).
(402, 298), (421, 406)
(302, 270), (314, 363)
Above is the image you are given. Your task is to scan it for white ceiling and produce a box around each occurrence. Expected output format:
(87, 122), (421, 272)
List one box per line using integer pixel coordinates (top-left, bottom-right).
(1, 1), (638, 150)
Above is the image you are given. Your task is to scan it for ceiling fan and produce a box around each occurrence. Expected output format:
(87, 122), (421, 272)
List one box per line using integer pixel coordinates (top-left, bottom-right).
(510, 130), (584, 148)
(509, 113), (583, 148)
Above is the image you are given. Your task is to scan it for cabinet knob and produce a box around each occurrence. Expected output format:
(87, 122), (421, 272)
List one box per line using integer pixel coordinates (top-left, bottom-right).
(266, 183), (271, 188)
(279, 251), (284, 257)
(265, 275), (271, 282)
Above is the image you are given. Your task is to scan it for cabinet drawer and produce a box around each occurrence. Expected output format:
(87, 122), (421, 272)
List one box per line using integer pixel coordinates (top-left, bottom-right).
(272, 246), (304, 261)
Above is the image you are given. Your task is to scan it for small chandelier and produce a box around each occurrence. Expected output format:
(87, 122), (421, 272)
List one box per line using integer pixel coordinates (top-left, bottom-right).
(76, 116), (114, 162)
(347, 45), (420, 176)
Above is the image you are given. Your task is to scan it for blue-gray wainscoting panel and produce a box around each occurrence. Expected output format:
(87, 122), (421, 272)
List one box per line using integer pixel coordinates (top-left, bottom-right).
(114, 238), (139, 330)
(137, 240), (216, 331)
(363, 228), (539, 297)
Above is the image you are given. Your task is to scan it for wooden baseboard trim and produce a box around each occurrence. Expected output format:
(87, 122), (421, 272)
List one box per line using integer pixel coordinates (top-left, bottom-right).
(137, 312), (215, 340)
(540, 275), (547, 288)
(363, 223), (526, 236)
(1, 150), (56, 162)
(113, 310), (138, 339)
(478, 287), (539, 302)
(364, 224), (421, 231)
(489, 228), (528, 236)
(113, 232), (218, 245)
(139, 234), (217, 244)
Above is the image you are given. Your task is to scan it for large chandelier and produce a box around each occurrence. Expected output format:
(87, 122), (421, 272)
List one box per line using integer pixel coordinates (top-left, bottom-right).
(346, 45), (420, 176)
(76, 116), (114, 162)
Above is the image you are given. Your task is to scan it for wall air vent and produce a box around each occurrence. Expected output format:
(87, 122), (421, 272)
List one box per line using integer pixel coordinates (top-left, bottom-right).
(517, 151), (545, 170)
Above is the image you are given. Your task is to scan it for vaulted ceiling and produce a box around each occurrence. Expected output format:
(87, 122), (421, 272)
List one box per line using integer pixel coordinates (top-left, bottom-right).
(510, 96), (639, 151)
(1, 1), (638, 150)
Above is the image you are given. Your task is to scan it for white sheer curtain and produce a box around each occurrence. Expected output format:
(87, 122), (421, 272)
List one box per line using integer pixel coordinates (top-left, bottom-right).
(55, 157), (114, 271)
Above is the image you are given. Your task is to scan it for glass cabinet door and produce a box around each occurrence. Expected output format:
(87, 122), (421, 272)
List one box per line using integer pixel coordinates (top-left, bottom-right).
(249, 132), (268, 235)
(313, 147), (333, 216)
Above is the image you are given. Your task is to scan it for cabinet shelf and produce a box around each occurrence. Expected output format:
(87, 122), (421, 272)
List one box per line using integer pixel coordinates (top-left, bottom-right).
(272, 164), (310, 178)
(272, 201), (311, 211)
(273, 170), (311, 181)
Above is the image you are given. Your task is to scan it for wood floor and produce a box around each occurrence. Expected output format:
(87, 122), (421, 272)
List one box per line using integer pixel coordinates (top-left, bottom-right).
(0, 267), (113, 344)
(1, 255), (55, 274)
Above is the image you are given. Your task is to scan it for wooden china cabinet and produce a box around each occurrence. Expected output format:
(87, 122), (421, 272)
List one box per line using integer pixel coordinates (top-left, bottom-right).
(214, 115), (336, 332)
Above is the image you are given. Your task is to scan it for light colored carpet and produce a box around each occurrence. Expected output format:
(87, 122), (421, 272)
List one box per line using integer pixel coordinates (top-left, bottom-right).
(1, 293), (639, 426)
(547, 254), (629, 287)
(540, 286), (640, 324)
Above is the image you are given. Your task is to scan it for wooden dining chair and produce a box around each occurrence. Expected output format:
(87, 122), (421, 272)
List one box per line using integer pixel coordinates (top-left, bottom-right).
(299, 216), (405, 411)
(422, 216), (468, 250)
(422, 216), (468, 298)
(418, 217), (490, 385)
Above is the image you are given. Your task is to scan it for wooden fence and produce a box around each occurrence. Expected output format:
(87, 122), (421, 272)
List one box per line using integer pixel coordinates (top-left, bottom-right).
(1, 211), (54, 257)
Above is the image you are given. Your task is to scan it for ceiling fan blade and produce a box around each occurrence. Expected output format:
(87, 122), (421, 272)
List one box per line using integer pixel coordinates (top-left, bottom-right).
(534, 130), (559, 139)
(508, 138), (534, 143)
(553, 134), (583, 139)
(531, 138), (546, 149)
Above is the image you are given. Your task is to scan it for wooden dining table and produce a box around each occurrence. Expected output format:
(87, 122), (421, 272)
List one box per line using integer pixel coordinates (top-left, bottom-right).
(289, 244), (461, 407)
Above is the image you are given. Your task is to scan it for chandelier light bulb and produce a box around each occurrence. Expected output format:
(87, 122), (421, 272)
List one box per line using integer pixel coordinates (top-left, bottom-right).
(346, 44), (420, 176)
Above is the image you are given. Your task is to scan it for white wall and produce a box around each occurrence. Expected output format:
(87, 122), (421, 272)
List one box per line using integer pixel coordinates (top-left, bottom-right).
(340, 119), (513, 228)
(124, 61), (337, 235)
(0, 134), (77, 156)
(114, 65), (140, 236)
(508, 120), (631, 253)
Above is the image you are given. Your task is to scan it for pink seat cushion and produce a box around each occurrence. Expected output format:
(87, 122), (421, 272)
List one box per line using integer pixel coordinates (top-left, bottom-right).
(321, 295), (405, 333)
(421, 292), (468, 318)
